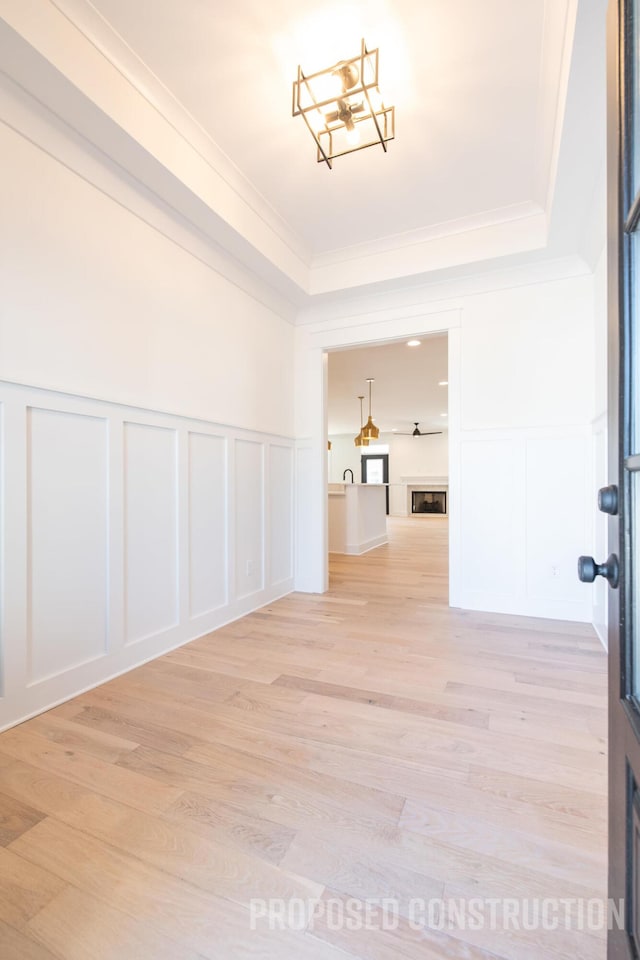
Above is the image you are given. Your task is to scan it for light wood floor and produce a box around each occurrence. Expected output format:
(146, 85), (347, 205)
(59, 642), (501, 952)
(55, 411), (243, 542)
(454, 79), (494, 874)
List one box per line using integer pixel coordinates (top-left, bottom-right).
(0, 518), (607, 960)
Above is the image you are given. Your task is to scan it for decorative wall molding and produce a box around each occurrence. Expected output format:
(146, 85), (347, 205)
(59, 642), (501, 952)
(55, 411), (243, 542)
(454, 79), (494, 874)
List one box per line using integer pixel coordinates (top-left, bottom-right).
(0, 380), (295, 731)
(297, 256), (591, 330)
(453, 424), (592, 623)
(535, 0), (579, 214)
(309, 207), (549, 296)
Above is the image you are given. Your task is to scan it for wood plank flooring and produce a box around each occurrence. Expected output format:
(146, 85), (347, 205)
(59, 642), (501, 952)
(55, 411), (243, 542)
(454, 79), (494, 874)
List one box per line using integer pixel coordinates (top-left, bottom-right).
(0, 518), (607, 959)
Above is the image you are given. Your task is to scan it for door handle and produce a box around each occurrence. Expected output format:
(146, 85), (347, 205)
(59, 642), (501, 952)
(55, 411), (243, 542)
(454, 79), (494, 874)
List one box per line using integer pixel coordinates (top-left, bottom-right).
(598, 484), (618, 515)
(577, 553), (620, 589)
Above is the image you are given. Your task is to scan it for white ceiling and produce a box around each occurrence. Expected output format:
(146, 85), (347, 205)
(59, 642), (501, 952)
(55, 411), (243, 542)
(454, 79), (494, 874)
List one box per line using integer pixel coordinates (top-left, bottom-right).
(87, 0), (554, 258)
(327, 334), (448, 434)
(9, 0), (602, 302)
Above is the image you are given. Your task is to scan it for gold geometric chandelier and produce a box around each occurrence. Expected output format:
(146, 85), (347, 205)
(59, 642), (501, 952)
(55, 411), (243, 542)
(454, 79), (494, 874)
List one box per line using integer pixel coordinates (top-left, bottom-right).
(292, 39), (395, 168)
(354, 395), (370, 449)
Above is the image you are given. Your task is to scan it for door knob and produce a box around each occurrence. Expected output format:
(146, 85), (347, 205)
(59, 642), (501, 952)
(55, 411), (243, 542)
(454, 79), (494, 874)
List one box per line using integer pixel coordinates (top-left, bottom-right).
(577, 553), (620, 589)
(598, 484), (618, 515)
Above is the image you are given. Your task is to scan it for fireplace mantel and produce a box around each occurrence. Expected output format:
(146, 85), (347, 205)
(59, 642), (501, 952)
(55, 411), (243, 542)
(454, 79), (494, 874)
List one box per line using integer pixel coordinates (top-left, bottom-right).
(400, 476), (448, 485)
(389, 477), (449, 517)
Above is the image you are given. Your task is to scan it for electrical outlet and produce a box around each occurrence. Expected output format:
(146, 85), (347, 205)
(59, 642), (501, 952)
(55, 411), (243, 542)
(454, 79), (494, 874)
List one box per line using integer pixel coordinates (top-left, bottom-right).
(246, 559), (257, 577)
(550, 564), (560, 578)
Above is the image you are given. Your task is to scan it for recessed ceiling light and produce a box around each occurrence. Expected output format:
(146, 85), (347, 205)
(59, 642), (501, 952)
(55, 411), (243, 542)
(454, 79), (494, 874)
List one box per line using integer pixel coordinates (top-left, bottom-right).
(407, 340), (421, 347)
(391, 428), (398, 432)
(440, 413), (447, 417)
(438, 380), (448, 386)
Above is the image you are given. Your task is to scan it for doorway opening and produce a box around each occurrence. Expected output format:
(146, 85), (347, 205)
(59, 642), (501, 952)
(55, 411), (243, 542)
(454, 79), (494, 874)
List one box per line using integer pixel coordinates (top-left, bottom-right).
(326, 333), (449, 587)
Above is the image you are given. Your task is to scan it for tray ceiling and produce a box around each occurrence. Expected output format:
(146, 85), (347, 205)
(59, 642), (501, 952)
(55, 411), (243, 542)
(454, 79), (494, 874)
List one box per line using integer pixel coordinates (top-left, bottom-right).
(1, 0), (604, 301)
(87, 0), (556, 256)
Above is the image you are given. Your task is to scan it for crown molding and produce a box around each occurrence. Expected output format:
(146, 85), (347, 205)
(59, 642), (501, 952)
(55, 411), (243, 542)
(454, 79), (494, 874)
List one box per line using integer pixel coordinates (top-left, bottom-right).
(0, 0), (311, 299)
(296, 254), (592, 329)
(534, 0), (579, 216)
(312, 202), (542, 268)
(310, 204), (548, 295)
(50, 0), (311, 262)
(0, 0), (587, 301)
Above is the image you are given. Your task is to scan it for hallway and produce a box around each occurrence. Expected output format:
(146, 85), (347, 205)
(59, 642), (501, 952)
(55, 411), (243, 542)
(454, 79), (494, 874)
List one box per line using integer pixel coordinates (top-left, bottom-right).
(0, 518), (607, 959)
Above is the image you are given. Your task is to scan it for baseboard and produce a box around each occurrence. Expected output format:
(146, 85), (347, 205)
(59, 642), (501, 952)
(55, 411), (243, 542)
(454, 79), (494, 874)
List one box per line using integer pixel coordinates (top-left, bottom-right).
(344, 534), (389, 556)
(452, 591), (592, 624)
(593, 619), (608, 651)
(0, 580), (294, 733)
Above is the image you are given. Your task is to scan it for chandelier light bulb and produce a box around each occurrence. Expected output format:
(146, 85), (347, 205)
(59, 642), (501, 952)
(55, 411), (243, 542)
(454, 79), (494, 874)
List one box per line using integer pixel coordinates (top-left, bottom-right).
(346, 124), (361, 146)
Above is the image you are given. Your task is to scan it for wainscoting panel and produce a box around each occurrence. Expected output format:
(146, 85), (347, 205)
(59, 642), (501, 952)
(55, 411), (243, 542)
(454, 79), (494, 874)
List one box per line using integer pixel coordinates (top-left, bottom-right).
(269, 444), (294, 586)
(0, 382), (295, 731)
(234, 439), (265, 600)
(525, 434), (590, 607)
(188, 431), (227, 619)
(27, 407), (108, 684)
(124, 422), (179, 645)
(455, 426), (593, 622)
(459, 438), (526, 600)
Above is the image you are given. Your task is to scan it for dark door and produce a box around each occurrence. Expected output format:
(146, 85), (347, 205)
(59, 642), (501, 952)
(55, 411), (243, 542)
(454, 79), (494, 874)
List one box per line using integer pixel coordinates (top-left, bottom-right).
(361, 454), (389, 514)
(589, 3), (640, 955)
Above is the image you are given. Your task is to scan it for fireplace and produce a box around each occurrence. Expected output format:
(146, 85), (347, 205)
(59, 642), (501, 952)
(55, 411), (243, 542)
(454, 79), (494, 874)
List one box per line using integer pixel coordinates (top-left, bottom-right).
(412, 491), (447, 515)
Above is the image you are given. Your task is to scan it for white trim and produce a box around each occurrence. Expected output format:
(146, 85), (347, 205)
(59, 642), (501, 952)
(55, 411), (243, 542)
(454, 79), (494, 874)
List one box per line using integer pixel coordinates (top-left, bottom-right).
(0, 585), (292, 735)
(454, 591), (591, 624)
(594, 620), (608, 651)
(535, 0), (579, 215)
(295, 316), (459, 598)
(297, 256), (591, 329)
(341, 534), (389, 556)
(312, 202), (544, 269)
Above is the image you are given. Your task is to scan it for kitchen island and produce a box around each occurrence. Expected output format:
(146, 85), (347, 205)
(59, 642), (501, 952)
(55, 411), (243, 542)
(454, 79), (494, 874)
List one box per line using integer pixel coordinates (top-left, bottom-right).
(328, 483), (388, 555)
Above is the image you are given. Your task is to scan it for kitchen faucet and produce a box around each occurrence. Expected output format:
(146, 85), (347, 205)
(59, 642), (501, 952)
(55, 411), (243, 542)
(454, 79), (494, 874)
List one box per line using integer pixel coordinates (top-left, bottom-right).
(343, 469), (354, 483)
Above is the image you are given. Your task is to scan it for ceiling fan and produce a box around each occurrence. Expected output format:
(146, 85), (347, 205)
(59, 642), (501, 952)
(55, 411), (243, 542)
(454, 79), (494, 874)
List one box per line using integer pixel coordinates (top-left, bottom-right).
(397, 422), (443, 437)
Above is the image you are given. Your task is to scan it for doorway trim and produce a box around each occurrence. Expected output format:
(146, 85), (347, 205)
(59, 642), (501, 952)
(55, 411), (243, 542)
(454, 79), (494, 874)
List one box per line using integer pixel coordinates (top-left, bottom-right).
(294, 306), (462, 603)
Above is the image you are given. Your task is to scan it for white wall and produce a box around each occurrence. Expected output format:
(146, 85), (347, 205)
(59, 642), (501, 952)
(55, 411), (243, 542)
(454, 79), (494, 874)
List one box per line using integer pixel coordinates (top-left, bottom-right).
(385, 433), (449, 482)
(0, 73), (295, 436)
(453, 276), (595, 621)
(297, 270), (597, 622)
(328, 436), (362, 484)
(0, 72), (295, 729)
(592, 245), (608, 646)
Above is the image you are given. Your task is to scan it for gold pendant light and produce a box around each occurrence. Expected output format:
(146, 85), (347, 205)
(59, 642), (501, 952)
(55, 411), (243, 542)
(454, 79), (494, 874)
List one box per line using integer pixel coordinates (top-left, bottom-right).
(354, 395), (370, 449)
(360, 378), (380, 441)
